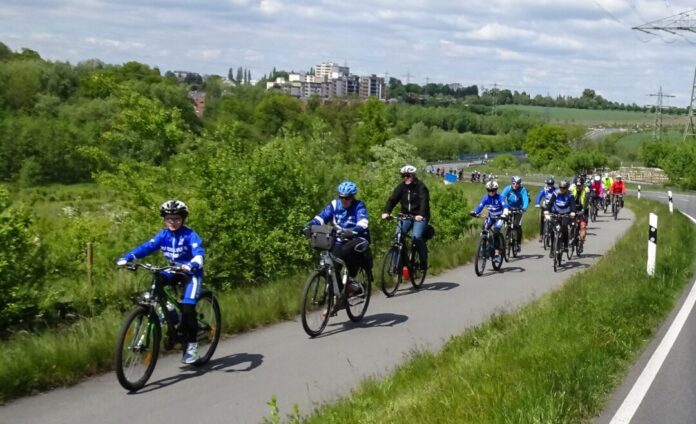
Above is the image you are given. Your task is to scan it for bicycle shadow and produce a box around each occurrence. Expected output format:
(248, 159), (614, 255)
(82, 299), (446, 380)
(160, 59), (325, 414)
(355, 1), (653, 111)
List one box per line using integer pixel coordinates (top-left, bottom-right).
(131, 352), (264, 394)
(420, 281), (459, 291)
(557, 261), (590, 271)
(319, 312), (409, 337)
(499, 266), (525, 273)
(513, 254), (544, 260)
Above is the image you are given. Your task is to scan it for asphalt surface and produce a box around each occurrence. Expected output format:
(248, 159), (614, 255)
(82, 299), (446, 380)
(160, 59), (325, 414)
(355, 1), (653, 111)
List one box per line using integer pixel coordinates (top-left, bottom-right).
(596, 190), (696, 424)
(1, 209), (635, 424)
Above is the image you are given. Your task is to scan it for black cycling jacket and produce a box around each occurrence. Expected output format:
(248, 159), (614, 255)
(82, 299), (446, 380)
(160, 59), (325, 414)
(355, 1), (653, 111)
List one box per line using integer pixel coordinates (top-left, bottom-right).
(382, 178), (430, 219)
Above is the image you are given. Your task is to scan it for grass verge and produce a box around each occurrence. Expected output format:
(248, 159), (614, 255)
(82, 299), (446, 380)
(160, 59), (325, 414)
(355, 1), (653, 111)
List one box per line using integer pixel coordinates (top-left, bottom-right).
(299, 198), (696, 423)
(0, 182), (537, 403)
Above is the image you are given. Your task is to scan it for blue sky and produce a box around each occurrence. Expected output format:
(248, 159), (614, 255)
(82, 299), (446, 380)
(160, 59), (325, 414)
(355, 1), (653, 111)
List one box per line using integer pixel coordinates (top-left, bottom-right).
(1, 0), (695, 106)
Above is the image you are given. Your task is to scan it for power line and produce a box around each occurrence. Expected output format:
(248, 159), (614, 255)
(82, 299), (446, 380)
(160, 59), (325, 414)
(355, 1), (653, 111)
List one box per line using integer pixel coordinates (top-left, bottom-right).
(648, 86), (676, 140)
(684, 67), (696, 141)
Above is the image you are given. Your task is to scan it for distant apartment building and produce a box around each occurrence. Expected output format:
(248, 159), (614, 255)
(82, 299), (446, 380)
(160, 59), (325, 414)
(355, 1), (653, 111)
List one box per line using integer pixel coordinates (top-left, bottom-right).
(265, 63), (385, 101)
(359, 75), (385, 100)
(315, 62), (349, 80)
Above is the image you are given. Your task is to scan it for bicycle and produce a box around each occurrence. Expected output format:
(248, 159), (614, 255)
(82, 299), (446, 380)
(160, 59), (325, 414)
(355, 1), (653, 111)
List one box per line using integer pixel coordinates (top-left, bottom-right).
(114, 263), (221, 391)
(301, 225), (372, 337)
(547, 213), (571, 272)
(589, 195), (599, 222)
(380, 214), (427, 297)
(603, 193), (611, 214)
(536, 204), (553, 251)
(612, 194), (623, 220)
(503, 209), (523, 260)
(472, 214), (505, 276)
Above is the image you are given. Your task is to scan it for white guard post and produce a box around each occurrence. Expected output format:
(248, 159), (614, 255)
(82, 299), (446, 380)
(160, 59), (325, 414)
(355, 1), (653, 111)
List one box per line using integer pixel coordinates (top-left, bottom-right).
(637, 185), (641, 199)
(667, 190), (673, 214)
(647, 213), (658, 277)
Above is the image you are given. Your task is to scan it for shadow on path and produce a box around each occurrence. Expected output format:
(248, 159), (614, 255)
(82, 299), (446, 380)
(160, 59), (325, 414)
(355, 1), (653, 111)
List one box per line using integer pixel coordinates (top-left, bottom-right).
(132, 352), (264, 394)
(318, 312), (409, 338)
(499, 266), (525, 273)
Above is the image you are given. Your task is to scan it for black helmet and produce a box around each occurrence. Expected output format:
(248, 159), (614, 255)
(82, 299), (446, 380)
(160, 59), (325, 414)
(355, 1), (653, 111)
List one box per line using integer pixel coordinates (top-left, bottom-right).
(545, 177), (555, 186)
(558, 180), (570, 189)
(159, 199), (189, 217)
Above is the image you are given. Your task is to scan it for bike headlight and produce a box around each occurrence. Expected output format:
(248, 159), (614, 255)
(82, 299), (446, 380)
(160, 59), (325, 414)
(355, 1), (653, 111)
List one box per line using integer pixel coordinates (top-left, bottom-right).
(142, 292), (151, 301)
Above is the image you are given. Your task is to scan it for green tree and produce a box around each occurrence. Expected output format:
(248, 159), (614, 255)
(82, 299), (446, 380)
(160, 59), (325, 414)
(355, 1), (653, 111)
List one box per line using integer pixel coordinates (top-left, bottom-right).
(353, 97), (389, 159)
(524, 125), (570, 169)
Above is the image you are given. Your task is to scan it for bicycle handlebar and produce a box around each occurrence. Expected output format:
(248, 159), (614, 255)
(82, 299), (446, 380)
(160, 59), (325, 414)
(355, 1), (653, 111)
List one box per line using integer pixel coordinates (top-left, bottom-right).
(121, 262), (186, 274)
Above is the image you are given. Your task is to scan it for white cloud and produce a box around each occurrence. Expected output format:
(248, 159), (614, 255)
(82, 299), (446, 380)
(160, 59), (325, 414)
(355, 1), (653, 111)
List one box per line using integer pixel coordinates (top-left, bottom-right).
(85, 37), (145, 50)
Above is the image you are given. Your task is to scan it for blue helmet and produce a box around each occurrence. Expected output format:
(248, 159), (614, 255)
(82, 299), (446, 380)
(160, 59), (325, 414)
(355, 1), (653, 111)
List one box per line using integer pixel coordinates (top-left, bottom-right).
(337, 181), (358, 197)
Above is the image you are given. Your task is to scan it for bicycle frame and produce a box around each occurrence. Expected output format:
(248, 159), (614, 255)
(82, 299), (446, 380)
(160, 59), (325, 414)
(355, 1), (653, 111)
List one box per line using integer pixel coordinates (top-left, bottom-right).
(315, 250), (348, 308)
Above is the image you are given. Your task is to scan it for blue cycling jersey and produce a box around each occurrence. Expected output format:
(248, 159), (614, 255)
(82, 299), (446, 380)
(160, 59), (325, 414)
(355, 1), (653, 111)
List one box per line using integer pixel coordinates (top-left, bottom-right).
(309, 199), (369, 243)
(546, 192), (576, 214)
(535, 186), (557, 206)
(473, 193), (509, 217)
(122, 226), (205, 275)
(500, 185), (529, 210)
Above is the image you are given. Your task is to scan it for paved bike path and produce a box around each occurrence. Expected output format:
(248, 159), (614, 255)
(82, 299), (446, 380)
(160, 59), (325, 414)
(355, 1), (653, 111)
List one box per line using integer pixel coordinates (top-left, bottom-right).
(0, 210), (634, 424)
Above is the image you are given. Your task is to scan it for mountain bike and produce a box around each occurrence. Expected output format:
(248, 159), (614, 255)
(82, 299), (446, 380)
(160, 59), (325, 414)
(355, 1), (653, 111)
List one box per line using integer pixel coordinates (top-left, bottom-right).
(472, 214), (505, 276)
(589, 195), (599, 222)
(380, 214), (427, 297)
(612, 194), (623, 220)
(603, 193), (611, 213)
(504, 209), (522, 260)
(548, 213), (570, 272)
(536, 204), (553, 251)
(114, 263), (221, 392)
(301, 225), (372, 337)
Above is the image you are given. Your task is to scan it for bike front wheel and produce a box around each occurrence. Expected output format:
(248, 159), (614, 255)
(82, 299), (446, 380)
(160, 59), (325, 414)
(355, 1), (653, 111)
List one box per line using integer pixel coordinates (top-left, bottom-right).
(346, 266), (372, 322)
(194, 291), (221, 366)
(115, 306), (161, 392)
(491, 234), (503, 271)
(474, 236), (487, 276)
(380, 246), (402, 297)
(301, 270), (333, 337)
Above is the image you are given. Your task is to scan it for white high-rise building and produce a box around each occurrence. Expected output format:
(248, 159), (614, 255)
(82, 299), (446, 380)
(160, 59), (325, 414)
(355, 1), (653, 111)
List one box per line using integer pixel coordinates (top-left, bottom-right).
(315, 62), (349, 80)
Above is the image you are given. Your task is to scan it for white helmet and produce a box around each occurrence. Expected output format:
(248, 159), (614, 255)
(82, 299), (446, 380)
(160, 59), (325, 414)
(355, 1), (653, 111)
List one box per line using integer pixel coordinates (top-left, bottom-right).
(594, 175), (601, 181)
(616, 174), (622, 179)
(485, 180), (499, 191)
(400, 165), (417, 175)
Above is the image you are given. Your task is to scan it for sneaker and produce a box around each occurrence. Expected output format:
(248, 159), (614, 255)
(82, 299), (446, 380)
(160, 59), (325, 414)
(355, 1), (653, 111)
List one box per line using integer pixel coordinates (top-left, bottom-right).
(181, 342), (199, 364)
(346, 280), (361, 296)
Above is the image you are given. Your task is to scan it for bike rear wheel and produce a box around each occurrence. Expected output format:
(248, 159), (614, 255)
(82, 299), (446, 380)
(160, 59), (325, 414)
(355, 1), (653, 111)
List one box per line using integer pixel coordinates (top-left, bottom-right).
(301, 270), (332, 337)
(511, 227), (520, 258)
(115, 306), (161, 392)
(193, 291), (221, 366)
(409, 246), (426, 289)
(504, 228), (512, 262)
(474, 236), (487, 276)
(380, 246), (402, 297)
(491, 234), (503, 271)
(346, 266), (372, 322)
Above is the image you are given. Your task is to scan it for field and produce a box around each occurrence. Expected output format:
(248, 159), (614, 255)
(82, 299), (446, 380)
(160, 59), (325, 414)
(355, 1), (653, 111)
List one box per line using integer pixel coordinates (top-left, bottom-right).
(501, 105), (686, 128)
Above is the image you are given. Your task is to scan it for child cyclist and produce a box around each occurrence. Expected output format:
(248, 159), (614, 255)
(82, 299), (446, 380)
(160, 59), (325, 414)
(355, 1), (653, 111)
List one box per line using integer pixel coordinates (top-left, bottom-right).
(469, 180), (510, 261)
(117, 199), (204, 364)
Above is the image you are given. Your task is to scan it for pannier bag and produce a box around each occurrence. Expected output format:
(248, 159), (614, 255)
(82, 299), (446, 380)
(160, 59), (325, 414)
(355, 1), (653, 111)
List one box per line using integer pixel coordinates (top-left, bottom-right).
(423, 224), (435, 241)
(309, 225), (336, 251)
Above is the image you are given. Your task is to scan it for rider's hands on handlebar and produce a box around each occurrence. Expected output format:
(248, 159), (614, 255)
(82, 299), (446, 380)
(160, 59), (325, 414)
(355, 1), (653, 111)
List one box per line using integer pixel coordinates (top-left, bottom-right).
(415, 215), (424, 222)
(339, 228), (356, 238)
(301, 226), (312, 238)
(469, 211), (478, 217)
(116, 258), (129, 267)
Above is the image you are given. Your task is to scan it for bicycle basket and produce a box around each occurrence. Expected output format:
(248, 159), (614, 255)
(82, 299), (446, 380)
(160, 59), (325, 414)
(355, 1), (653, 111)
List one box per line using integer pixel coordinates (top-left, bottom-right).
(309, 225), (336, 251)
(423, 224), (435, 241)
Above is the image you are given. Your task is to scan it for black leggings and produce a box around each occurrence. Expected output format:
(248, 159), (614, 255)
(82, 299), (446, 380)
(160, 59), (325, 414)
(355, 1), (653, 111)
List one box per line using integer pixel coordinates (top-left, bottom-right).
(332, 238), (371, 278)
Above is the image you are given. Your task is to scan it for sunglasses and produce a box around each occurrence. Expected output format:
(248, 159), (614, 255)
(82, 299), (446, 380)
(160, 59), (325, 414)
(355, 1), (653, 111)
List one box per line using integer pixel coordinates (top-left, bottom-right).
(401, 173), (413, 178)
(339, 195), (353, 200)
(164, 216), (183, 222)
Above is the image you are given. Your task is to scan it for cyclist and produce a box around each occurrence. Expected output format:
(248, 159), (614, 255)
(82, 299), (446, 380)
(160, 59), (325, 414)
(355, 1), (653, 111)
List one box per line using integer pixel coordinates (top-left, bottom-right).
(534, 177), (557, 242)
(602, 173), (614, 209)
(469, 181), (509, 261)
(610, 174), (627, 208)
(306, 181), (371, 301)
(500, 176), (529, 251)
(570, 178), (590, 244)
(589, 175), (605, 211)
(381, 165), (430, 271)
(116, 200), (204, 364)
(544, 180), (576, 255)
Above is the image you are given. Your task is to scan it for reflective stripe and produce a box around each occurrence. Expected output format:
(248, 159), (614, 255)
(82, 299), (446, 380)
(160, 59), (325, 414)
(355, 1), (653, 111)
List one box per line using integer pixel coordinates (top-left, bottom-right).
(314, 215), (325, 225)
(191, 255), (204, 267)
(357, 219), (369, 228)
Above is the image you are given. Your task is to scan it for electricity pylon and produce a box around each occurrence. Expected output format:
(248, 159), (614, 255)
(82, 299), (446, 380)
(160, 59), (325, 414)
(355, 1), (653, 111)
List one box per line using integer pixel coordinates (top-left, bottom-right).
(649, 86), (675, 141)
(632, 8), (696, 36)
(684, 67), (696, 141)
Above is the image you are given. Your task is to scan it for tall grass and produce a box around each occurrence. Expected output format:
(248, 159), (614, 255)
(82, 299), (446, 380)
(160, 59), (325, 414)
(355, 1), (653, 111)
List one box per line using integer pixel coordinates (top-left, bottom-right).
(302, 198), (696, 423)
(1, 181), (528, 403)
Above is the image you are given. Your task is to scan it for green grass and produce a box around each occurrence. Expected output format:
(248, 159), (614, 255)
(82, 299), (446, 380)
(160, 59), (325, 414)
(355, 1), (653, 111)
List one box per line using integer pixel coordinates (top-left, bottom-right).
(616, 130), (683, 154)
(500, 105), (686, 128)
(1, 181), (532, 403)
(300, 198), (696, 423)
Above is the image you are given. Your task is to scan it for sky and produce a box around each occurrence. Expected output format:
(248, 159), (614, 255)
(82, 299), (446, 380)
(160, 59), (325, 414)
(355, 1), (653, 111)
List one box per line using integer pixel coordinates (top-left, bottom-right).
(1, 0), (695, 106)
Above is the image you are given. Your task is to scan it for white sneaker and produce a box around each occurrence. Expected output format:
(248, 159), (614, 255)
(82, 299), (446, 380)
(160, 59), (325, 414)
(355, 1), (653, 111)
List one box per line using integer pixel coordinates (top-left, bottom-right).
(182, 342), (199, 364)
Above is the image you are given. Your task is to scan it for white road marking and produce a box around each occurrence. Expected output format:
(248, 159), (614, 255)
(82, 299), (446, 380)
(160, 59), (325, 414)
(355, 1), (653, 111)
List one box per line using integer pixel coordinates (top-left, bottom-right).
(610, 209), (696, 424)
